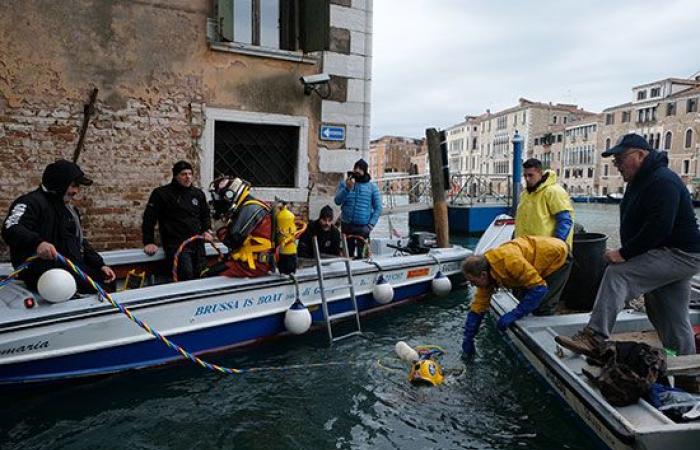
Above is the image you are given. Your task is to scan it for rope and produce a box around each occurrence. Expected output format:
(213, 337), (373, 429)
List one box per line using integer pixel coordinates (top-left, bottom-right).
(172, 235), (224, 282)
(0, 256), (38, 291)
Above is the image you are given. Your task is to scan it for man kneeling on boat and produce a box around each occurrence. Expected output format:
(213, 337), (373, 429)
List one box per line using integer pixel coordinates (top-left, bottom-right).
(203, 177), (275, 278)
(461, 236), (570, 355)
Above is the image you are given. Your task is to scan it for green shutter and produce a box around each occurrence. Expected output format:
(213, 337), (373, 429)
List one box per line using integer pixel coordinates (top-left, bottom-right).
(218, 0), (234, 42)
(300, 0), (330, 52)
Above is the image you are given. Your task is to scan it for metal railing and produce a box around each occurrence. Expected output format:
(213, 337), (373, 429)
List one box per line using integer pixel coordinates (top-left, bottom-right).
(374, 172), (512, 215)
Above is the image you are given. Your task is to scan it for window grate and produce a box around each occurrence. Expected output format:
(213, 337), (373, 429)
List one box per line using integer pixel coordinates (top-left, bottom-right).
(214, 121), (299, 187)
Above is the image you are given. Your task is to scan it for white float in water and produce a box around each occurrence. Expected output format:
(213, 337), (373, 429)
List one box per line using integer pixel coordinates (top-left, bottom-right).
(284, 299), (312, 335)
(37, 269), (76, 303)
(372, 274), (394, 304)
(431, 271), (452, 297)
(395, 340), (419, 363)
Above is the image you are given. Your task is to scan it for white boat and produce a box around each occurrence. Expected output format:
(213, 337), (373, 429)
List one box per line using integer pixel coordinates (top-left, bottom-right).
(475, 217), (700, 449)
(0, 240), (470, 386)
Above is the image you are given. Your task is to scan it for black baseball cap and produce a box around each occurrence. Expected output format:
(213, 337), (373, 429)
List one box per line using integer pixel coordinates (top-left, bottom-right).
(601, 133), (651, 157)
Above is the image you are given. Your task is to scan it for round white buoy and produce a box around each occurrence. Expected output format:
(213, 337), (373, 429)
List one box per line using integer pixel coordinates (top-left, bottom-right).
(37, 269), (76, 303)
(284, 299), (312, 335)
(372, 275), (394, 304)
(431, 271), (452, 297)
(395, 341), (419, 363)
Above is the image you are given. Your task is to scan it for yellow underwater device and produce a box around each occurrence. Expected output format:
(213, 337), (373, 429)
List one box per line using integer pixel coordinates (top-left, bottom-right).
(395, 341), (445, 386)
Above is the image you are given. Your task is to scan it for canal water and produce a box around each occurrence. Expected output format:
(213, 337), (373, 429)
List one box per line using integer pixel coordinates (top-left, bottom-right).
(1, 204), (630, 450)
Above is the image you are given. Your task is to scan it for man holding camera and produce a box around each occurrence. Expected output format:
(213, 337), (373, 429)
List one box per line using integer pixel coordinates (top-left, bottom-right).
(334, 159), (382, 258)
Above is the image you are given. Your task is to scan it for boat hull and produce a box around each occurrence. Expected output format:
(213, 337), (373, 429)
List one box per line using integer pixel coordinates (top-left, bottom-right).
(0, 249), (467, 385)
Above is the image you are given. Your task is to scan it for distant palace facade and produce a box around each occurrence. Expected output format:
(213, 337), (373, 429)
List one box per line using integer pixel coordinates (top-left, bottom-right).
(389, 72), (700, 198)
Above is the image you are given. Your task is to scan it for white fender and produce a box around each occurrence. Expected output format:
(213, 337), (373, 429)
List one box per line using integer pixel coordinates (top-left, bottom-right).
(37, 269), (77, 303)
(284, 300), (312, 335)
(372, 274), (394, 304)
(431, 271), (452, 297)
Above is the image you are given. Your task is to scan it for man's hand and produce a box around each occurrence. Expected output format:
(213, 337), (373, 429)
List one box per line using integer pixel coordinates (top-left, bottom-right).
(36, 241), (57, 260)
(345, 177), (355, 190)
(604, 248), (625, 264)
(203, 231), (215, 243)
(101, 266), (116, 283)
(496, 310), (520, 331)
(144, 244), (158, 256)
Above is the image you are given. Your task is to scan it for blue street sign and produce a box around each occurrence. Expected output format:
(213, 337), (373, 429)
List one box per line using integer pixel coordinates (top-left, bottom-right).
(320, 125), (345, 141)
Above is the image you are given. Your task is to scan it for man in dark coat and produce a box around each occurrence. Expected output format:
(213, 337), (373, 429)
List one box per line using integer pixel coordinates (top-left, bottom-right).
(556, 134), (700, 363)
(2, 159), (116, 293)
(142, 161), (213, 280)
(297, 205), (341, 258)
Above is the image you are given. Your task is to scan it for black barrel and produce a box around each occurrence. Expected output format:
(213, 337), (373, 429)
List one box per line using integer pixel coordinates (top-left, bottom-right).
(562, 232), (608, 311)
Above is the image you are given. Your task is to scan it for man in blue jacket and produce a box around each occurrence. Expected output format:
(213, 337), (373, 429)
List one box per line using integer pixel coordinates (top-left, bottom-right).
(334, 159), (382, 258)
(556, 134), (700, 360)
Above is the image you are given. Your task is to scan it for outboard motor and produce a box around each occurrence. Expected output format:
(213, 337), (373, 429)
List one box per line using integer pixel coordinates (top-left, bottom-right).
(387, 232), (438, 255)
(406, 232), (438, 254)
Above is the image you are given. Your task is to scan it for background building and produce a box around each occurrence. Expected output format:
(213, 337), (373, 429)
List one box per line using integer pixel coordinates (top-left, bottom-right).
(599, 74), (700, 197)
(562, 121), (600, 196)
(368, 135), (422, 179)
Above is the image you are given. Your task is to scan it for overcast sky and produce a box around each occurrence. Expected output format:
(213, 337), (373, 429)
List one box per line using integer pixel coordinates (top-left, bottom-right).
(371, 0), (700, 139)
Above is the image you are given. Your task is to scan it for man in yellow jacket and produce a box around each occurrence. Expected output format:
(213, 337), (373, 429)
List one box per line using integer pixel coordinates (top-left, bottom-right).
(461, 236), (569, 354)
(515, 158), (574, 248)
(514, 158), (574, 314)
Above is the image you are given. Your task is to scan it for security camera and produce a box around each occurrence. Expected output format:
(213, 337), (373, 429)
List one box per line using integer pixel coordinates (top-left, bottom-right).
(300, 73), (332, 97)
(300, 73), (331, 85)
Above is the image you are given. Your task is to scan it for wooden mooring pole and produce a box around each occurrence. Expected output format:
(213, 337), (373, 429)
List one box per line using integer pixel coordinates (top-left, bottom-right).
(426, 128), (449, 248)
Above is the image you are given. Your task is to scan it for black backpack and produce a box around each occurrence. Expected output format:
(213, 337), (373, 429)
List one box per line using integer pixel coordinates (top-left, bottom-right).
(583, 341), (667, 407)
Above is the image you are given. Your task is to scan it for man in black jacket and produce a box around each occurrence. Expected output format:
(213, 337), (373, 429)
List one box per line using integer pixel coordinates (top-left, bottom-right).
(556, 134), (700, 358)
(297, 205), (341, 258)
(2, 159), (116, 293)
(142, 161), (212, 280)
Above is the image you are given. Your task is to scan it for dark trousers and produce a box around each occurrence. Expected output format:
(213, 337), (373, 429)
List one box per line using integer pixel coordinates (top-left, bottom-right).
(341, 223), (371, 259)
(534, 256), (573, 315)
(166, 243), (206, 281)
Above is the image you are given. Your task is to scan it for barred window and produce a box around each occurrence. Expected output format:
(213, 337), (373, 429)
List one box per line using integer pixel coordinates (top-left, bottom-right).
(214, 121), (299, 187)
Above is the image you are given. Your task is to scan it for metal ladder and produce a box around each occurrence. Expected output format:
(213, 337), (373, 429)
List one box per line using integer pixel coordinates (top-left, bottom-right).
(313, 235), (362, 344)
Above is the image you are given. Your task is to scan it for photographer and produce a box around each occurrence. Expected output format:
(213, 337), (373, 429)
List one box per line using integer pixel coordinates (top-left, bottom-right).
(334, 159), (382, 258)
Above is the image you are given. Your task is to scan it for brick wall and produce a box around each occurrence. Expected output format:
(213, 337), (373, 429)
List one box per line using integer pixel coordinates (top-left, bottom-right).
(0, 0), (348, 261)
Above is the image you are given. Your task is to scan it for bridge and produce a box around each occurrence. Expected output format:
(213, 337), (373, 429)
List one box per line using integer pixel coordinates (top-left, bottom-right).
(376, 172), (514, 216)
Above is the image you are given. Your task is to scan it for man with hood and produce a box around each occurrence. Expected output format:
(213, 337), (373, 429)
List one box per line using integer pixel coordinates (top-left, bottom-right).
(297, 205), (341, 258)
(2, 159), (116, 293)
(142, 161), (213, 280)
(512, 157), (574, 314)
(334, 159), (382, 259)
(556, 134), (700, 370)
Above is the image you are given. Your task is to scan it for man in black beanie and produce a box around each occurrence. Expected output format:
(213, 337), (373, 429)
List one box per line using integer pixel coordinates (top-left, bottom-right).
(297, 205), (341, 258)
(142, 160), (212, 280)
(2, 159), (116, 293)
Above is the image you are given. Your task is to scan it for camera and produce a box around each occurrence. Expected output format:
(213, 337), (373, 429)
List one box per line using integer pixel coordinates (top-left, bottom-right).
(346, 171), (355, 179)
(300, 73), (331, 97)
(300, 73), (331, 85)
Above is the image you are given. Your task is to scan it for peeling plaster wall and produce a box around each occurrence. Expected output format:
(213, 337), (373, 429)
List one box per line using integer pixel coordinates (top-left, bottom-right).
(0, 0), (327, 257)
